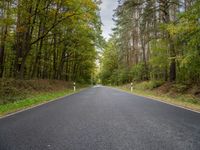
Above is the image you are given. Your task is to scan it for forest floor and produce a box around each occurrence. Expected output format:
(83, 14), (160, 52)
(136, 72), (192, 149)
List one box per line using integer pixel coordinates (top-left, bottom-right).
(115, 81), (200, 112)
(0, 79), (87, 117)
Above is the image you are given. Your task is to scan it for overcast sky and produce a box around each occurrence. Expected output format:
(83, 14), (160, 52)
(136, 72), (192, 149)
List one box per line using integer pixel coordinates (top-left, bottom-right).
(100, 0), (118, 40)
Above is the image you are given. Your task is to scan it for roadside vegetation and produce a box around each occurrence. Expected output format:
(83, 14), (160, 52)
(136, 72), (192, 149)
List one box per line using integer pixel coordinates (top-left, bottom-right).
(100, 0), (200, 111)
(1, 0), (200, 115)
(0, 79), (86, 116)
(0, 0), (102, 81)
(117, 81), (200, 112)
(0, 0), (102, 116)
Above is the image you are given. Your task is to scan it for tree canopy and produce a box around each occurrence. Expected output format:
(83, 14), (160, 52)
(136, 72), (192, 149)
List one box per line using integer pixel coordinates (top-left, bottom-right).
(0, 0), (103, 83)
(100, 0), (200, 85)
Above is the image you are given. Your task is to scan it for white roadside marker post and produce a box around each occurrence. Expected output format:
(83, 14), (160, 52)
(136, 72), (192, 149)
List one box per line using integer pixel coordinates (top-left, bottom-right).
(74, 82), (76, 92)
(131, 82), (133, 92)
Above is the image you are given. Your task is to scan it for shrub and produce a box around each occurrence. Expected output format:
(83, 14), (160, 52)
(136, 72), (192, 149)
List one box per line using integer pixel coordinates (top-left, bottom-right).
(172, 84), (189, 93)
(135, 80), (164, 90)
(130, 63), (146, 81)
(0, 79), (71, 105)
(0, 82), (28, 104)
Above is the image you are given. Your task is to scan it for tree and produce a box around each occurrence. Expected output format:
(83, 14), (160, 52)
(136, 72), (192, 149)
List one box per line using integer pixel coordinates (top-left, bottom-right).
(0, 0), (103, 83)
(100, 0), (200, 85)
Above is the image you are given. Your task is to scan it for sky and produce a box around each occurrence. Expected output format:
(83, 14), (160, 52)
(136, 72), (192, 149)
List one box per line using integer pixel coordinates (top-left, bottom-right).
(100, 0), (118, 40)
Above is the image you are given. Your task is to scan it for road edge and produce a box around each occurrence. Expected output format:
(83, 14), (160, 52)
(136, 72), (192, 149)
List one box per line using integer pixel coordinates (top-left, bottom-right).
(108, 86), (200, 114)
(0, 88), (89, 120)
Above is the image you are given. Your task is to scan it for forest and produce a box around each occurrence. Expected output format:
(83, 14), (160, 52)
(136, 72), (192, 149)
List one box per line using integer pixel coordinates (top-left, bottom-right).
(0, 0), (102, 83)
(0, 0), (200, 118)
(100, 0), (200, 86)
(2, 0), (199, 86)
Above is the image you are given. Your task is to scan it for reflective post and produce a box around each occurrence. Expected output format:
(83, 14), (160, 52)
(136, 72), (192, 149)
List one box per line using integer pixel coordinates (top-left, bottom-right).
(131, 82), (133, 92)
(73, 82), (76, 91)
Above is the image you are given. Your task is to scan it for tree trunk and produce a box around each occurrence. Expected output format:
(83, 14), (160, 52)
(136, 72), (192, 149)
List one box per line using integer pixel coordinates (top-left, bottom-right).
(169, 38), (176, 81)
(0, 26), (7, 77)
(159, 0), (177, 81)
(0, 0), (9, 78)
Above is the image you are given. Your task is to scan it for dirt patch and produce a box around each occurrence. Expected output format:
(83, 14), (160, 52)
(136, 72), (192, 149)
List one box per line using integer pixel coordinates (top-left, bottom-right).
(187, 85), (200, 98)
(155, 82), (173, 94)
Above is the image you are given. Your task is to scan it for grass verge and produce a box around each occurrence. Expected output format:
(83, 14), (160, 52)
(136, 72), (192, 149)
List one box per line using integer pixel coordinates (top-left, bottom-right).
(114, 86), (200, 113)
(0, 89), (80, 117)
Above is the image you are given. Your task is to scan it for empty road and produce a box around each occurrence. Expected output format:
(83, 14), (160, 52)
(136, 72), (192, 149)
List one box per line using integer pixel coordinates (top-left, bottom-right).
(0, 86), (200, 150)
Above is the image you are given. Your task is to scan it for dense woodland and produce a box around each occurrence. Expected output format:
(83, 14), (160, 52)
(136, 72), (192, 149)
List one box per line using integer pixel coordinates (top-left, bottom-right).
(1, 0), (200, 86)
(0, 0), (102, 83)
(100, 0), (200, 85)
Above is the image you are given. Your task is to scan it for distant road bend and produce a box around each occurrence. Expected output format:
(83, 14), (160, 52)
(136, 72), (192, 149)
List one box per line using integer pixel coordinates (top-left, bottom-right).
(0, 86), (200, 150)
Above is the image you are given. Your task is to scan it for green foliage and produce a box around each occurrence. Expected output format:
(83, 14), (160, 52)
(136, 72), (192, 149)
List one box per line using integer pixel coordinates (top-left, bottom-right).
(100, 0), (200, 85)
(168, 1), (200, 83)
(150, 40), (169, 68)
(100, 39), (119, 85)
(0, 79), (72, 104)
(0, 89), (74, 116)
(0, 0), (103, 83)
(149, 39), (169, 80)
(118, 68), (129, 84)
(130, 63), (146, 81)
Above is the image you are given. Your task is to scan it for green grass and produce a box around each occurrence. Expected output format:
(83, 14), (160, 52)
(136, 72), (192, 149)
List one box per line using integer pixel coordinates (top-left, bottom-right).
(0, 89), (76, 117)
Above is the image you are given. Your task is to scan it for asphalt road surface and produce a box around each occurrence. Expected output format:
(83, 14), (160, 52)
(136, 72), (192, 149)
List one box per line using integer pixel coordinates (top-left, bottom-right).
(0, 86), (200, 150)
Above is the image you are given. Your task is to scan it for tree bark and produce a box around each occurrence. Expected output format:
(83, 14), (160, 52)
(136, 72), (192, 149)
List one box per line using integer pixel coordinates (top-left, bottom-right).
(0, 0), (9, 78)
